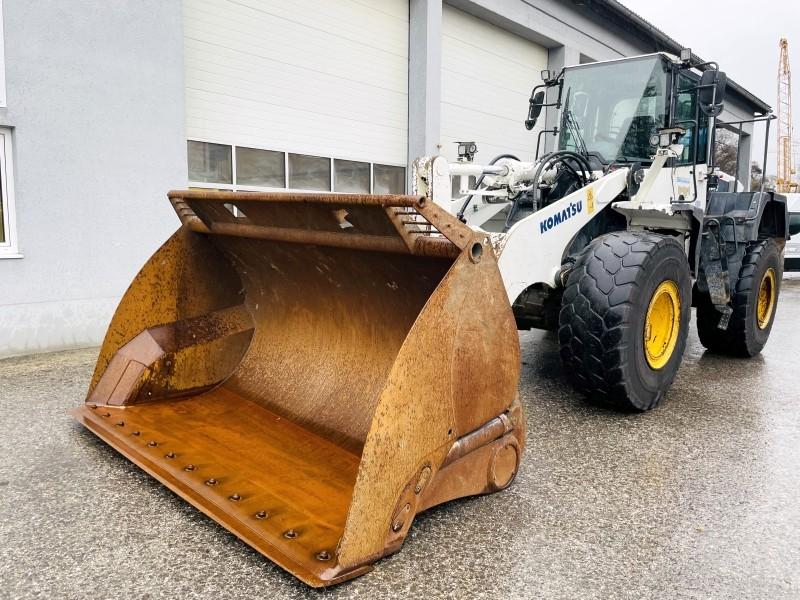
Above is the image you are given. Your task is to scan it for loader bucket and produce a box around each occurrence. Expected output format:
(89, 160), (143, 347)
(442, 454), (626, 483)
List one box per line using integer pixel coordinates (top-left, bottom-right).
(72, 190), (524, 586)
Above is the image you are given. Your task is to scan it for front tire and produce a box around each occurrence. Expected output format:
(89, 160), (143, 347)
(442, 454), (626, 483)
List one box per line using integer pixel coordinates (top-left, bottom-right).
(697, 238), (782, 357)
(559, 231), (692, 411)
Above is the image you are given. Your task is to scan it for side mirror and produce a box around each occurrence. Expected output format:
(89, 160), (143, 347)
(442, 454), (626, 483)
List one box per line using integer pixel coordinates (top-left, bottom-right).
(789, 212), (800, 237)
(525, 90), (546, 130)
(699, 70), (727, 117)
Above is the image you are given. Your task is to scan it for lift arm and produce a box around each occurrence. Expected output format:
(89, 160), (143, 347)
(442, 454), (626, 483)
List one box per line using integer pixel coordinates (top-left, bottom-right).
(413, 155), (630, 303)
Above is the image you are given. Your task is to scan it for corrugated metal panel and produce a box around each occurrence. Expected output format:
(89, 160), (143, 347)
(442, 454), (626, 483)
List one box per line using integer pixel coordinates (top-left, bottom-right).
(184, 0), (409, 165)
(440, 5), (547, 163)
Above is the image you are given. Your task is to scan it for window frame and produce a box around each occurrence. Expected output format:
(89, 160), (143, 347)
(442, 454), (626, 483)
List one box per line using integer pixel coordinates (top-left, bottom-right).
(186, 138), (406, 195)
(187, 140), (233, 185)
(234, 145), (286, 188)
(287, 152), (332, 192)
(671, 71), (709, 166)
(558, 55), (670, 164)
(0, 127), (20, 258)
(332, 157), (371, 194)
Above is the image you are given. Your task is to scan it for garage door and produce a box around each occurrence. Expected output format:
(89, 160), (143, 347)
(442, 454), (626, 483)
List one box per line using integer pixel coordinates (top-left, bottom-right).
(440, 6), (547, 164)
(184, 0), (408, 194)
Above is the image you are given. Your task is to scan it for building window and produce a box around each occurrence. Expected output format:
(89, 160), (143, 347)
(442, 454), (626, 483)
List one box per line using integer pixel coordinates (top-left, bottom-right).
(236, 147), (284, 187)
(333, 159), (370, 193)
(288, 153), (331, 191)
(0, 127), (19, 257)
(373, 164), (406, 195)
(188, 141), (232, 184)
(187, 140), (406, 195)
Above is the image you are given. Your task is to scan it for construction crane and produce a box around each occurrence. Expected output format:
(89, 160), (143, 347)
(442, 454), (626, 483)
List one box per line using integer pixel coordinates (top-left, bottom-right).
(777, 38), (796, 192)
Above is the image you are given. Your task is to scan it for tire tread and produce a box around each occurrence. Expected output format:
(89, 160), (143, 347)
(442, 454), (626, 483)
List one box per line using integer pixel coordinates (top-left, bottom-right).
(558, 231), (688, 411)
(697, 239), (781, 357)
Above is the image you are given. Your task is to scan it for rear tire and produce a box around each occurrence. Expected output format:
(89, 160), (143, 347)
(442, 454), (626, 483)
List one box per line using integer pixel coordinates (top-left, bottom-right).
(559, 231), (692, 411)
(696, 238), (782, 357)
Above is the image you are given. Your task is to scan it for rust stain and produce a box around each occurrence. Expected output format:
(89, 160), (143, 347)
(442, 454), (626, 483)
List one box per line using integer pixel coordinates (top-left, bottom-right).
(74, 190), (524, 587)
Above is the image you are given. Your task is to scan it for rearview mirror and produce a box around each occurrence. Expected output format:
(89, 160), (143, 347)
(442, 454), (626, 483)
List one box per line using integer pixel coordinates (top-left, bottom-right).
(525, 90), (546, 130)
(789, 213), (800, 237)
(699, 70), (727, 117)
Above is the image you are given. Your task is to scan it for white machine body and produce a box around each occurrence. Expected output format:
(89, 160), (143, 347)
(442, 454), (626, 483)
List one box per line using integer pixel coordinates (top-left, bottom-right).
(411, 51), (720, 307)
(413, 150), (705, 305)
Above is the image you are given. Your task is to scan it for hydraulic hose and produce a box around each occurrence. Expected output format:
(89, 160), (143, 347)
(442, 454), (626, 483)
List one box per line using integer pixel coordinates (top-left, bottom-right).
(529, 150), (591, 206)
(505, 150), (592, 230)
(536, 151), (591, 186)
(456, 154), (521, 222)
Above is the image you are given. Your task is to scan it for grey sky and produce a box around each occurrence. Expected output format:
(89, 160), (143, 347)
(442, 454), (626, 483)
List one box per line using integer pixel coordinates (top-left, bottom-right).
(619, 0), (800, 175)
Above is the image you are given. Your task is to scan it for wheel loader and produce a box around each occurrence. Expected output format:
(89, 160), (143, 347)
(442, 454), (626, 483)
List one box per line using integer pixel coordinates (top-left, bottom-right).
(73, 50), (791, 586)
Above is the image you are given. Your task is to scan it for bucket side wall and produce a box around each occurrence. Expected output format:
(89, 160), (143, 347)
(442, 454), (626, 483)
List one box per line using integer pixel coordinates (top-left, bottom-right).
(338, 243), (520, 567)
(88, 228), (246, 395)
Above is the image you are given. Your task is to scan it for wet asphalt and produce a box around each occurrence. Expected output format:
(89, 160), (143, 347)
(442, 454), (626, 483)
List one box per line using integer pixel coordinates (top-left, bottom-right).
(1, 277), (799, 600)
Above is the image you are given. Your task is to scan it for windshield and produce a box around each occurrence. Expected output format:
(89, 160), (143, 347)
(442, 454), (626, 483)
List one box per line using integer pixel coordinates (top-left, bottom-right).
(558, 56), (669, 163)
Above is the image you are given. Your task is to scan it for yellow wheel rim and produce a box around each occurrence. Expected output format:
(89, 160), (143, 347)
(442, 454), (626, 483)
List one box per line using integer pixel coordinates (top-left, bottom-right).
(756, 268), (776, 329)
(644, 280), (681, 370)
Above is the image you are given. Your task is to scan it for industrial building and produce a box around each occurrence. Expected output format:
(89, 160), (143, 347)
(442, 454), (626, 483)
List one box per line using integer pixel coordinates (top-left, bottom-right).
(0, 0), (770, 357)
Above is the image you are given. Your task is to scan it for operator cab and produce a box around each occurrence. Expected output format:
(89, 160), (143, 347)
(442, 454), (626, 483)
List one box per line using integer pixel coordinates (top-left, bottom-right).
(449, 51), (730, 234)
(557, 54), (708, 169)
(513, 51), (727, 230)
(530, 52), (722, 170)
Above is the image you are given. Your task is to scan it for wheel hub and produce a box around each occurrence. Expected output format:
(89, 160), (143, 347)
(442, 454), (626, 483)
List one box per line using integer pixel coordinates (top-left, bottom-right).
(756, 268), (776, 330)
(644, 280), (681, 370)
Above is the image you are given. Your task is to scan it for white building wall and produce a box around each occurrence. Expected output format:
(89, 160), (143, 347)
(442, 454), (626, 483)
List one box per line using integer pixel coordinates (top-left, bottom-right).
(0, 1), (6, 108)
(0, 0), (186, 358)
(184, 0), (409, 165)
(440, 5), (547, 163)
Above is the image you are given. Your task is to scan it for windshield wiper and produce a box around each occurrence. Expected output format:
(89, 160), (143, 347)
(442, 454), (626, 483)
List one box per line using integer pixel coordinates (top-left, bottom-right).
(560, 93), (589, 159)
(565, 109), (589, 158)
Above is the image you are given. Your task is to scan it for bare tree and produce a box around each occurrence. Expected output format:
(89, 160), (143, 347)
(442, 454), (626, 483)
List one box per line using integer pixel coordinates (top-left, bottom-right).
(749, 161), (776, 191)
(750, 161), (764, 190)
(714, 129), (739, 176)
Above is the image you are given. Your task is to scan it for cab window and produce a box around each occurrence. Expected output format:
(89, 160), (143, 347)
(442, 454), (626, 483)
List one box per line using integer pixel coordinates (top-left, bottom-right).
(674, 73), (709, 165)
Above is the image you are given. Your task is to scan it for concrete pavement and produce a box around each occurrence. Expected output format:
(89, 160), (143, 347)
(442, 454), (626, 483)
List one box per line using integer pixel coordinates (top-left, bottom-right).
(1, 278), (799, 599)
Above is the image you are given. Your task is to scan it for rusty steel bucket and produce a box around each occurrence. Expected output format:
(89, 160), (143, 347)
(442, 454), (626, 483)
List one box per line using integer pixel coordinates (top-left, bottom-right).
(72, 190), (524, 586)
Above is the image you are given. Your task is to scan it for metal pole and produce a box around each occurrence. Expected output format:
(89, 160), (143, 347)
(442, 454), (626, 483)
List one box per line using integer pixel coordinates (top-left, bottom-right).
(761, 117), (771, 194)
(733, 126), (742, 190)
